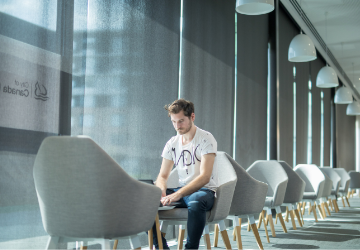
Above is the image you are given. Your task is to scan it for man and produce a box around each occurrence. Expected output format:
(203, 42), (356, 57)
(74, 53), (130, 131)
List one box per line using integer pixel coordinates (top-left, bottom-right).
(153, 98), (218, 250)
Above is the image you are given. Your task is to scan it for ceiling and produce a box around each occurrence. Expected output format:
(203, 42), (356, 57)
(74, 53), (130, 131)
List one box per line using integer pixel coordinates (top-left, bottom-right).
(281, 0), (360, 97)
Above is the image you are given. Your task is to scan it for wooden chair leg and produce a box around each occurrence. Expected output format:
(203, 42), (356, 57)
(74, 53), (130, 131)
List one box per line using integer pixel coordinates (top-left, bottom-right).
(203, 225), (211, 250)
(267, 213), (276, 237)
(177, 225), (185, 250)
(247, 221), (251, 232)
(155, 214), (163, 250)
(80, 244), (88, 250)
(147, 228), (153, 250)
(321, 203), (327, 218)
(232, 227), (236, 241)
(312, 205), (318, 222)
(218, 221), (232, 250)
(233, 217), (242, 250)
(289, 210), (297, 230)
(213, 224), (219, 247)
(257, 211), (263, 229)
(341, 196), (346, 207)
(308, 202), (312, 215)
(302, 202), (306, 215)
(251, 223), (264, 250)
(261, 213), (270, 243)
(345, 196), (351, 207)
(284, 206), (289, 222)
(332, 199), (338, 213)
(324, 202), (331, 216)
(294, 209), (303, 227)
(317, 203), (325, 220)
(277, 213), (288, 233)
(328, 198), (334, 211)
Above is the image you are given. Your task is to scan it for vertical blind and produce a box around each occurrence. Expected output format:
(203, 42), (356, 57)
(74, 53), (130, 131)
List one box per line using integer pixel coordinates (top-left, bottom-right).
(310, 58), (326, 166)
(180, 0), (235, 155)
(72, 0), (181, 179)
(336, 92), (356, 171)
(278, 6), (295, 166)
(323, 87), (331, 166)
(235, 13), (269, 168)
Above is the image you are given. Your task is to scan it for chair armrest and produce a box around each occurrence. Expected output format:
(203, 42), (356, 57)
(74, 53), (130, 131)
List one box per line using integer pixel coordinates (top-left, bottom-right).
(207, 179), (237, 223)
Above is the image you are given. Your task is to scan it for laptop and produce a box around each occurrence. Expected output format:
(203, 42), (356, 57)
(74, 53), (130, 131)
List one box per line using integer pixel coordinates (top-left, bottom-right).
(138, 179), (181, 207)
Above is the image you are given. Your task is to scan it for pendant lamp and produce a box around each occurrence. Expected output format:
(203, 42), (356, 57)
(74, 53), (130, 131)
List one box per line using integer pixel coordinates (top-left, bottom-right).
(316, 65), (339, 88)
(334, 86), (353, 104)
(235, 0), (274, 15)
(288, 33), (317, 62)
(346, 100), (360, 115)
(316, 12), (339, 88)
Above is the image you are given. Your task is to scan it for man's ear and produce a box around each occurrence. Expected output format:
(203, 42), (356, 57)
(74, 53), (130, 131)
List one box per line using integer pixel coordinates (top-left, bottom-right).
(191, 113), (195, 122)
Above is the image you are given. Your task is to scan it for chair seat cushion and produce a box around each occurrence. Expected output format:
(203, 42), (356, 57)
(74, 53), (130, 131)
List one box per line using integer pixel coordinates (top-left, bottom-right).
(158, 208), (211, 221)
(264, 197), (274, 208)
(302, 192), (317, 200)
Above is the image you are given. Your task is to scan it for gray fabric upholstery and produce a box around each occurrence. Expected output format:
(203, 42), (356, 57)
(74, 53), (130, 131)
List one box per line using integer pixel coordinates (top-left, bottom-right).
(302, 192), (318, 200)
(159, 151), (237, 223)
(320, 171), (333, 197)
(333, 168), (351, 193)
(319, 167), (341, 196)
(348, 171), (360, 189)
(293, 164), (325, 200)
(246, 160), (288, 208)
(33, 136), (162, 239)
(225, 153), (268, 216)
(278, 161), (306, 203)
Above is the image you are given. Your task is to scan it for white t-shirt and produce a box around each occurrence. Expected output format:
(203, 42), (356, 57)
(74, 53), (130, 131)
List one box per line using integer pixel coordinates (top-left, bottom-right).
(161, 127), (218, 191)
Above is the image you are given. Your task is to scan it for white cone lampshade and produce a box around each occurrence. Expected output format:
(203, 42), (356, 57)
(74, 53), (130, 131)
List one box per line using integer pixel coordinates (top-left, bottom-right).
(316, 65), (339, 88)
(334, 86), (353, 104)
(236, 0), (274, 15)
(346, 101), (360, 115)
(288, 34), (317, 62)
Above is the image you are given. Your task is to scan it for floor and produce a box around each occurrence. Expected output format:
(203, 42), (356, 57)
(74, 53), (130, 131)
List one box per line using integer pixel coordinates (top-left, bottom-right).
(1, 196), (359, 249)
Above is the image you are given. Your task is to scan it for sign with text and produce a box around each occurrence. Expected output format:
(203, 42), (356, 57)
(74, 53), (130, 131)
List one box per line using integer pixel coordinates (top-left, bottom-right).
(0, 52), (60, 134)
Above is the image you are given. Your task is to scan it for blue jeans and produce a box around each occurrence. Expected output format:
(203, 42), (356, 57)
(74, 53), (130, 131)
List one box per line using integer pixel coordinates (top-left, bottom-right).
(152, 187), (215, 250)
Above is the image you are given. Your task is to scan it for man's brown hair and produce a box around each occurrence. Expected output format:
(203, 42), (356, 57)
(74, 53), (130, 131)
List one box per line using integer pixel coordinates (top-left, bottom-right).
(164, 99), (195, 118)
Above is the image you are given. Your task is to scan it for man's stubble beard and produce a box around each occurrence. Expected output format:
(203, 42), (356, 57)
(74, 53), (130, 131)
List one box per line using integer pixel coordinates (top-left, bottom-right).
(178, 120), (193, 135)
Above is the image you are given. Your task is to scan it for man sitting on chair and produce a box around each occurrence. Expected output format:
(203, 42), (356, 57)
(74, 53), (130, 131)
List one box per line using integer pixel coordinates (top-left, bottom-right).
(153, 98), (218, 250)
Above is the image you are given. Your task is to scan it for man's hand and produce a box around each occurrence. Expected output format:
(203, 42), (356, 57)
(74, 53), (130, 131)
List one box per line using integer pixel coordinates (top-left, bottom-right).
(161, 191), (183, 205)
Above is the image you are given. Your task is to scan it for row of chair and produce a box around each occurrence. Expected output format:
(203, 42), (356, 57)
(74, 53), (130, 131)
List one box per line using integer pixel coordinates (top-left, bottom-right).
(33, 136), (360, 250)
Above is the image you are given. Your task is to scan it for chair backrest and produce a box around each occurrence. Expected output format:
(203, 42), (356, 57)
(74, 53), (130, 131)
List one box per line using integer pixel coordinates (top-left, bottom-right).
(293, 164), (325, 199)
(349, 171), (360, 189)
(319, 170), (333, 197)
(278, 161), (306, 203)
(247, 160), (288, 207)
(319, 167), (341, 195)
(33, 136), (161, 239)
(225, 153), (268, 216)
(333, 168), (351, 192)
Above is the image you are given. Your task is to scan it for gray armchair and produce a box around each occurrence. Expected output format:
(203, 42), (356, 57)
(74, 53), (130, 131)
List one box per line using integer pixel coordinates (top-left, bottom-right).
(213, 153), (269, 249)
(333, 168), (351, 207)
(247, 160), (289, 238)
(278, 161), (305, 229)
(349, 171), (360, 198)
(33, 136), (162, 250)
(319, 167), (341, 213)
(159, 151), (237, 250)
(293, 164), (325, 222)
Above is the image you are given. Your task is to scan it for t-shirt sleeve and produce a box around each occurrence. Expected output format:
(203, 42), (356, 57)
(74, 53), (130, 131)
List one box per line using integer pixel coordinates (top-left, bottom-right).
(161, 139), (174, 161)
(200, 133), (217, 156)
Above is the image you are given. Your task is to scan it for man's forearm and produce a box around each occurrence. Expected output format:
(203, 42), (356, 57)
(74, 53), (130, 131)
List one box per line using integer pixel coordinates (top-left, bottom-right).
(176, 174), (210, 198)
(155, 175), (168, 192)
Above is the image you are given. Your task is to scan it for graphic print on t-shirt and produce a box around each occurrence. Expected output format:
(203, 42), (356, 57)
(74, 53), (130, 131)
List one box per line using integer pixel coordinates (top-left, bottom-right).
(172, 145), (201, 174)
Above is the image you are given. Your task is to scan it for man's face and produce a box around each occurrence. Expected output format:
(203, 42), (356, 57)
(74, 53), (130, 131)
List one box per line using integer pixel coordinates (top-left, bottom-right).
(170, 110), (194, 135)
